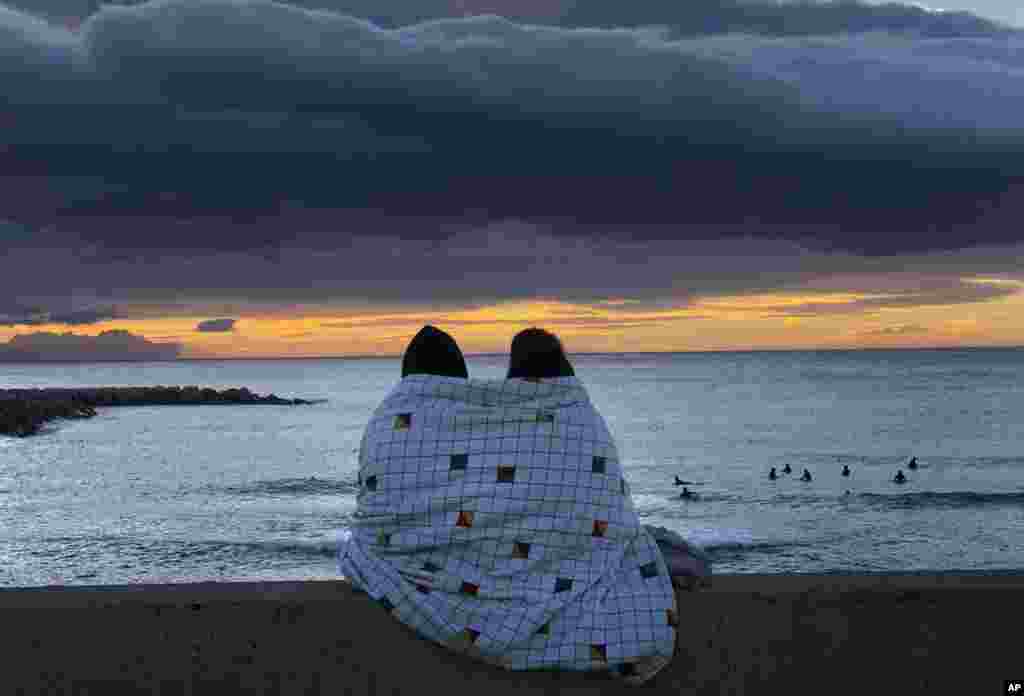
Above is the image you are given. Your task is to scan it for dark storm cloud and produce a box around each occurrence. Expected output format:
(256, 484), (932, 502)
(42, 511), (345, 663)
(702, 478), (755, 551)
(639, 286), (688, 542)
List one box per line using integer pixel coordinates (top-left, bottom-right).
(48, 306), (118, 324)
(0, 0), (97, 20)
(0, 303), (116, 326)
(556, 0), (1012, 38)
(2, 1), (1023, 252)
(2, 0), (1024, 314)
(334, 0), (1014, 36)
(0, 306), (47, 327)
(215, 0), (561, 28)
(195, 318), (237, 332)
(10, 0), (1010, 36)
(0, 329), (181, 361)
(6, 222), (1020, 321)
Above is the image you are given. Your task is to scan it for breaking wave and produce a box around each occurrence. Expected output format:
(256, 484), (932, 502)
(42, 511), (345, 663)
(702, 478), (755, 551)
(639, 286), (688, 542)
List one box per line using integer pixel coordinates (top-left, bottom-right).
(217, 477), (359, 496)
(859, 491), (1024, 510)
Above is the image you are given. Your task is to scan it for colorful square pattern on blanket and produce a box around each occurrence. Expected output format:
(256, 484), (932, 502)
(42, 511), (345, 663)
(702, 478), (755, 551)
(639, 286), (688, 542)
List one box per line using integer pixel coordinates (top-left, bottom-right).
(339, 375), (677, 685)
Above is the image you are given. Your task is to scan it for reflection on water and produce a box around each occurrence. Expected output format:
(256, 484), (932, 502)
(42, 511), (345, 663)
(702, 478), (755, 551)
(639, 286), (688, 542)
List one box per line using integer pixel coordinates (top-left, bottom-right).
(2, 350), (1024, 586)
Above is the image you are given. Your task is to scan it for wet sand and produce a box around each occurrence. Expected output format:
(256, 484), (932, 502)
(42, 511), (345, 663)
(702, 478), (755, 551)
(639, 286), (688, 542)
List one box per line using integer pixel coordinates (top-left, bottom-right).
(0, 575), (1017, 695)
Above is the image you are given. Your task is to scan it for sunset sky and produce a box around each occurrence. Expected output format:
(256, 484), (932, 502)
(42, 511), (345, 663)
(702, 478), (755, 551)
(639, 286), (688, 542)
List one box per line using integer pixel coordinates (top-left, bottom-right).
(3, 0), (1024, 359)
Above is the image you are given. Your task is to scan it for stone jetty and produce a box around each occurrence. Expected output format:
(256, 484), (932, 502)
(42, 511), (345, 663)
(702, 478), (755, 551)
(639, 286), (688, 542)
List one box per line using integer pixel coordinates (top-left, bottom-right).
(0, 386), (319, 437)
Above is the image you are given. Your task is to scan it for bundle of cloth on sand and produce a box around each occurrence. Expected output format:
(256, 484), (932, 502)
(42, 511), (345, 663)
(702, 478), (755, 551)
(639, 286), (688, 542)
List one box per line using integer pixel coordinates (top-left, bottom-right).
(339, 326), (710, 685)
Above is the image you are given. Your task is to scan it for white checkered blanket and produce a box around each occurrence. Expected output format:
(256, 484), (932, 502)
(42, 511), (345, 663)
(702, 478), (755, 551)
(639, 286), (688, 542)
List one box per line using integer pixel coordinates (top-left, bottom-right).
(338, 375), (677, 684)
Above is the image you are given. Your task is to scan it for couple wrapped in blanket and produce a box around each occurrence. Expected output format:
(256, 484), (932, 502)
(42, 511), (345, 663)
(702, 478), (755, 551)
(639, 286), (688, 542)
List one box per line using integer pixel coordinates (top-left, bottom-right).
(338, 326), (711, 685)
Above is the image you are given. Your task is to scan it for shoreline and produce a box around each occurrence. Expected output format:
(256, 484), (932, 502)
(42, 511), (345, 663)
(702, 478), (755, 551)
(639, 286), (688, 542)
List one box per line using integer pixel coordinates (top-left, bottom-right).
(0, 575), (1017, 694)
(0, 386), (321, 437)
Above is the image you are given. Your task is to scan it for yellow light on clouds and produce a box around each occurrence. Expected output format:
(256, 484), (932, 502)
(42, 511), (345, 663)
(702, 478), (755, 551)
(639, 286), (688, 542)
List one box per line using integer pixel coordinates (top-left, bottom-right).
(1, 277), (1022, 358)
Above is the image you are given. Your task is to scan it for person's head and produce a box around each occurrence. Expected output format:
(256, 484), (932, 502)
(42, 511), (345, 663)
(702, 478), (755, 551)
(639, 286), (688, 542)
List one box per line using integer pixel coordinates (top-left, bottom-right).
(507, 327), (575, 380)
(401, 325), (469, 379)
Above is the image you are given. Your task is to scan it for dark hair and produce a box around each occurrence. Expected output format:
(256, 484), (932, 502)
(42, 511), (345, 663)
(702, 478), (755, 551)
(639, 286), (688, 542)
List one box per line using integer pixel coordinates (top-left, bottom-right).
(401, 325), (468, 379)
(506, 327), (575, 379)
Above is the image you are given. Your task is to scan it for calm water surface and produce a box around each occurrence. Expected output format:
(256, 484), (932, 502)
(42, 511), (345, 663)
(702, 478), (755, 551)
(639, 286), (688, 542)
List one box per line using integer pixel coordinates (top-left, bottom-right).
(2, 349), (1023, 586)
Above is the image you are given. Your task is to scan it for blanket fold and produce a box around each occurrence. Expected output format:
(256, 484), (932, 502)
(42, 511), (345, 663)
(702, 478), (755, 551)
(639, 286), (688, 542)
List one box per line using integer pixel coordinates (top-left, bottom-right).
(338, 375), (677, 684)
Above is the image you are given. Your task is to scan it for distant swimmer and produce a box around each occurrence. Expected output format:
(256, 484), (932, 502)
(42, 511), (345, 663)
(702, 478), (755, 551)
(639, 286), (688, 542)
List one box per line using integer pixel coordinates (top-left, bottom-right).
(894, 470), (907, 484)
(841, 465), (850, 477)
(674, 475), (695, 486)
(843, 490), (851, 497)
(908, 457), (918, 470)
(782, 463), (792, 474)
(679, 486), (698, 500)
(800, 469), (812, 482)
(769, 467), (778, 481)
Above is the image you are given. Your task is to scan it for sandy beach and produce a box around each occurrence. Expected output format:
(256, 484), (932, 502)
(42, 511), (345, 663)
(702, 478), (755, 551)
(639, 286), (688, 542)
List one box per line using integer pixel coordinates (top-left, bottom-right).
(1, 574), (1016, 695)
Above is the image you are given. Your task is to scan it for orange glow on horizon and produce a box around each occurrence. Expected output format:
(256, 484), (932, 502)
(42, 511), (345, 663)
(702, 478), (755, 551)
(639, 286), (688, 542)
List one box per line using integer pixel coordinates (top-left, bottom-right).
(2, 278), (1023, 358)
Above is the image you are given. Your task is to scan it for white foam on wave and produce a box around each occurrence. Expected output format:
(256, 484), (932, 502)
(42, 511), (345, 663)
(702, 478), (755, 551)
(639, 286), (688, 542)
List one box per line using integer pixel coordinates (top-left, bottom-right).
(220, 533), (349, 558)
(289, 531), (348, 556)
(670, 525), (754, 549)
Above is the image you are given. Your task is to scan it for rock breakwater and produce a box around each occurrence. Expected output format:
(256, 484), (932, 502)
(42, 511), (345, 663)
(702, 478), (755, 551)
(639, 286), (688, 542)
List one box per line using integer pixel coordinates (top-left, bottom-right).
(0, 386), (319, 437)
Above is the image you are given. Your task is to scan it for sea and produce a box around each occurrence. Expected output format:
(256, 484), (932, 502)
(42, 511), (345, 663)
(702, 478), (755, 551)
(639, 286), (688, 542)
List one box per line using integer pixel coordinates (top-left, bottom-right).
(2, 349), (1023, 587)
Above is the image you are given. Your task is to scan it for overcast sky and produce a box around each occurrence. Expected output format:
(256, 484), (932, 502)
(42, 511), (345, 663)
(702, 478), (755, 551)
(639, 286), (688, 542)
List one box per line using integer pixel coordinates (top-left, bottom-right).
(2, 0), (1023, 359)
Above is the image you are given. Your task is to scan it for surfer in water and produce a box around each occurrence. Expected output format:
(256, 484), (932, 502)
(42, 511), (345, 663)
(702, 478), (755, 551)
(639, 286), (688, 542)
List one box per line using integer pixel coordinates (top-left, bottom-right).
(782, 463), (792, 474)
(674, 475), (694, 486)
(894, 470), (907, 484)
(800, 469), (812, 482)
(679, 486), (698, 500)
(769, 467), (778, 481)
(908, 457), (918, 470)
(841, 465), (850, 477)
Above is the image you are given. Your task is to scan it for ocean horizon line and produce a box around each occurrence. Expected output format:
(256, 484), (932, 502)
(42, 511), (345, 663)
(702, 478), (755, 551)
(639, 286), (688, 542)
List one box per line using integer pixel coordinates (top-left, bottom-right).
(0, 344), (1022, 364)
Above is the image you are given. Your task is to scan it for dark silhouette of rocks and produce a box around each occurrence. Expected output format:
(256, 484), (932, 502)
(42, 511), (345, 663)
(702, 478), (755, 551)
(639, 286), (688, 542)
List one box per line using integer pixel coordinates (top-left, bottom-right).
(0, 399), (97, 437)
(0, 387), (320, 437)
